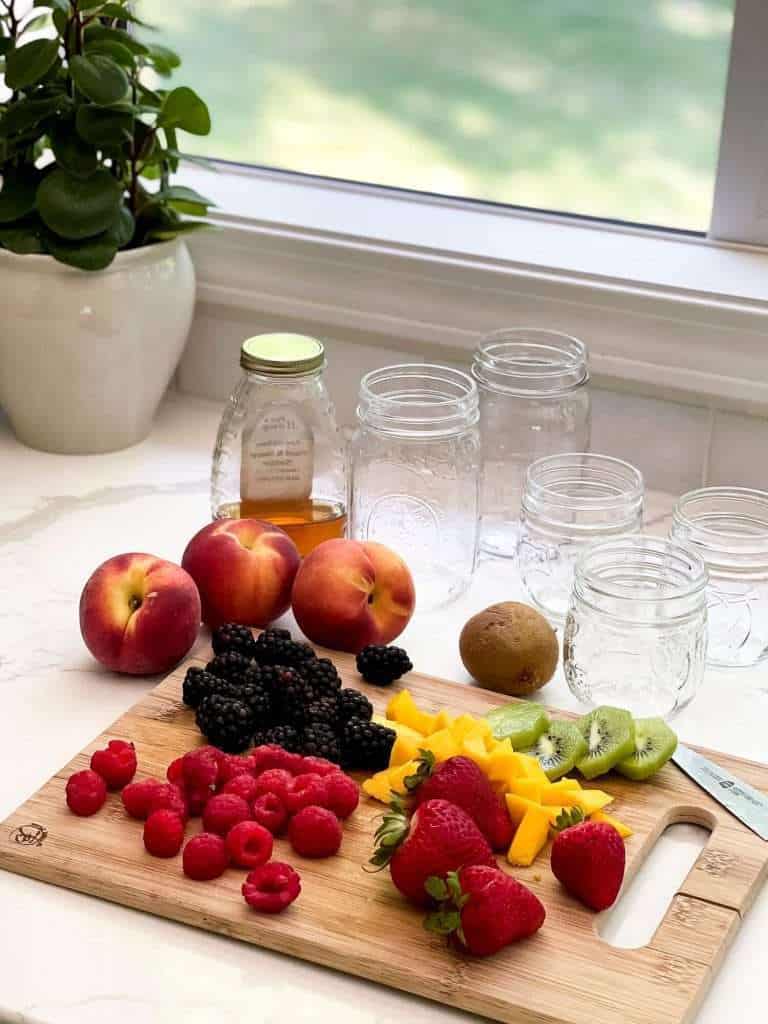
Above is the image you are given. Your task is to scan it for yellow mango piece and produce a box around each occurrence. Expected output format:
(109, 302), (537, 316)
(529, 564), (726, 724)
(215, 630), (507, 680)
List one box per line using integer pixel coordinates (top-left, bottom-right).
(451, 713), (480, 743)
(389, 734), (422, 768)
(591, 810), (633, 839)
(385, 690), (435, 735)
(540, 788), (581, 808)
(508, 778), (544, 802)
(462, 734), (490, 771)
(421, 728), (461, 763)
(548, 777), (582, 792)
(518, 756), (550, 785)
(429, 710), (455, 734)
(362, 770), (394, 803)
(504, 792), (541, 827)
(483, 731), (498, 752)
(575, 790), (614, 815)
(373, 715), (424, 742)
(543, 805), (566, 824)
(486, 739), (518, 781)
(507, 805), (551, 867)
(386, 760), (419, 795)
(474, 718), (493, 738)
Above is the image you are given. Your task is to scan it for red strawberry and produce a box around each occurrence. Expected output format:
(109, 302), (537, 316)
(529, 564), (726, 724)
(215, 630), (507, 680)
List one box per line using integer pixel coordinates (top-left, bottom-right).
(370, 797), (495, 907)
(407, 753), (513, 851)
(550, 815), (625, 911)
(424, 866), (545, 956)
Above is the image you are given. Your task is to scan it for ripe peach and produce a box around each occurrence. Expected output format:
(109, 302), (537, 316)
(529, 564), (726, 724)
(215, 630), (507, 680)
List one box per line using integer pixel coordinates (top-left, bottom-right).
(181, 518), (300, 628)
(79, 554), (201, 675)
(291, 538), (415, 653)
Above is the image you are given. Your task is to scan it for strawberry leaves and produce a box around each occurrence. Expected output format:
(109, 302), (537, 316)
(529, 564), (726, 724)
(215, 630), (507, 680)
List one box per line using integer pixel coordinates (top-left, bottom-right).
(403, 749), (436, 792)
(423, 872), (470, 947)
(368, 796), (411, 869)
(552, 807), (585, 833)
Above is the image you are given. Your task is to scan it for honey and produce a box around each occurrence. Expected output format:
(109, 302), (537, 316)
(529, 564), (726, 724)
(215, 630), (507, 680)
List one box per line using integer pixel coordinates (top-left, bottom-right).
(217, 499), (346, 556)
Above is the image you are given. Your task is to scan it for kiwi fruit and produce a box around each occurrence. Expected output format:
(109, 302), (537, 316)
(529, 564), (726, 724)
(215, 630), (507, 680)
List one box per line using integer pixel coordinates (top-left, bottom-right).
(486, 701), (551, 748)
(615, 717), (678, 781)
(459, 602), (558, 696)
(576, 706), (636, 780)
(523, 720), (588, 781)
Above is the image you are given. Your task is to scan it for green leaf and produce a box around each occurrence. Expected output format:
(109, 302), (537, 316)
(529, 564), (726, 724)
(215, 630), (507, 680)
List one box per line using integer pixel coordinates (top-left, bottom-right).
(85, 39), (135, 67)
(0, 176), (38, 223)
(165, 148), (218, 171)
(0, 218), (45, 254)
(70, 54), (129, 105)
(105, 204), (134, 248)
(154, 183), (213, 216)
(98, 3), (153, 27)
(52, 7), (69, 40)
(424, 876), (449, 902)
(5, 38), (60, 90)
(423, 910), (461, 936)
(44, 229), (118, 270)
(0, 38), (11, 56)
(159, 86), (210, 135)
(137, 82), (162, 108)
(50, 120), (99, 178)
(0, 93), (69, 137)
(33, 0), (69, 10)
(145, 43), (180, 76)
(37, 167), (123, 240)
(78, 0), (112, 10)
(84, 24), (149, 57)
(445, 871), (464, 905)
(21, 13), (52, 34)
(75, 103), (133, 145)
(163, 124), (178, 171)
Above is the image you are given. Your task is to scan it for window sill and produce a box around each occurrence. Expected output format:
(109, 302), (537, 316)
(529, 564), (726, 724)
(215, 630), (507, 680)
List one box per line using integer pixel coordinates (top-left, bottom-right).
(182, 163), (768, 415)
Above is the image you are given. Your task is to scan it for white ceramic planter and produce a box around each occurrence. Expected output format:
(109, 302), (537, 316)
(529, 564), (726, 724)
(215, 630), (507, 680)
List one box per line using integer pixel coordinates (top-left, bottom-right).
(0, 238), (195, 454)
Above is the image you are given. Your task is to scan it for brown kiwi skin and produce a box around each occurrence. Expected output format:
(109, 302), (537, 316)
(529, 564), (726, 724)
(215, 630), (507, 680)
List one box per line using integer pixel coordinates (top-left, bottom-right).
(459, 602), (559, 695)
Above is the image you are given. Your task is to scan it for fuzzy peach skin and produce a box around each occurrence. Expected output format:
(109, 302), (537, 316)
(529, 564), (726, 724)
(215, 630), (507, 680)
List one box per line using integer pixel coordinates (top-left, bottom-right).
(291, 538), (415, 653)
(79, 553), (201, 675)
(181, 518), (300, 629)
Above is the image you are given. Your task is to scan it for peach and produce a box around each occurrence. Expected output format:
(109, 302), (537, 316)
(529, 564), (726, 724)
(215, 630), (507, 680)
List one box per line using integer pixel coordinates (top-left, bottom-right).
(291, 538), (415, 653)
(181, 518), (300, 628)
(79, 553), (201, 675)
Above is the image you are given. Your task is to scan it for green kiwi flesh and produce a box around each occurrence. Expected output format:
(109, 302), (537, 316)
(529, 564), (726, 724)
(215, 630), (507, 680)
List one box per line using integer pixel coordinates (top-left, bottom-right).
(522, 720), (588, 781)
(576, 706), (636, 780)
(486, 701), (550, 748)
(615, 717), (678, 780)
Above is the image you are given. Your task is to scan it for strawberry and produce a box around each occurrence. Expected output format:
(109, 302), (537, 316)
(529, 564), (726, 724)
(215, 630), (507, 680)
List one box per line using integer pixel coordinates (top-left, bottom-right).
(406, 753), (513, 851)
(550, 810), (625, 911)
(370, 797), (495, 907)
(424, 866), (545, 956)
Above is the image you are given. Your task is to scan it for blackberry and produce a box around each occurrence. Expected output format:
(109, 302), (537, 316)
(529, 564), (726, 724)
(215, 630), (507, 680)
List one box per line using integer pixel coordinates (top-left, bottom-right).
(254, 631), (316, 669)
(196, 694), (255, 753)
(305, 696), (339, 729)
(301, 722), (341, 764)
(300, 657), (342, 699)
(341, 718), (396, 772)
(211, 623), (257, 658)
(261, 723), (303, 754)
(356, 644), (413, 686)
(272, 666), (314, 725)
(232, 681), (273, 730)
(337, 688), (373, 724)
(206, 651), (252, 682)
(182, 667), (224, 709)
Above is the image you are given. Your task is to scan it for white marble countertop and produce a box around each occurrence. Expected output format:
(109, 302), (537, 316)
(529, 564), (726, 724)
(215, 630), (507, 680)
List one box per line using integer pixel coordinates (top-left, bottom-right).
(1, 392), (766, 1024)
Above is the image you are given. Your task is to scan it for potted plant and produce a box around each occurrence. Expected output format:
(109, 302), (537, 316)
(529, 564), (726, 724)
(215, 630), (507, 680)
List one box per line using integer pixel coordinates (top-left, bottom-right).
(0, 0), (213, 453)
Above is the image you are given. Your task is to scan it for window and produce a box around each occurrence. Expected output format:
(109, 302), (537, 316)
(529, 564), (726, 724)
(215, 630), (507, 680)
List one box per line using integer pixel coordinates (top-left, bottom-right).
(141, 0), (735, 233)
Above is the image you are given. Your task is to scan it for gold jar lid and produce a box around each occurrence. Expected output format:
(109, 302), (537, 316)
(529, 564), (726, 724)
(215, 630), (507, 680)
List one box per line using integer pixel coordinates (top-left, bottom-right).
(240, 333), (325, 375)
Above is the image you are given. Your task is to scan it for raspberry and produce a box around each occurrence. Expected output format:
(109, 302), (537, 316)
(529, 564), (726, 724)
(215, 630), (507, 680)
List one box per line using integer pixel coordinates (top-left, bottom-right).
(148, 783), (188, 821)
(225, 820), (273, 869)
(166, 757), (185, 785)
(121, 778), (163, 820)
(90, 740), (137, 790)
(254, 768), (293, 801)
(242, 862), (301, 913)
(284, 773), (328, 815)
(184, 784), (212, 817)
(66, 769), (107, 816)
(324, 772), (360, 819)
(183, 832), (229, 881)
(222, 774), (260, 803)
(300, 756), (338, 777)
(288, 805), (342, 858)
(202, 793), (251, 837)
(216, 754), (256, 786)
(252, 745), (305, 776)
(182, 748), (219, 789)
(143, 809), (185, 857)
(251, 792), (288, 835)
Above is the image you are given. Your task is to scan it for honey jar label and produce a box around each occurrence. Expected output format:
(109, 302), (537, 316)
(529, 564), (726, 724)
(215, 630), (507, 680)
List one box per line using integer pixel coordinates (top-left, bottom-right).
(241, 405), (314, 502)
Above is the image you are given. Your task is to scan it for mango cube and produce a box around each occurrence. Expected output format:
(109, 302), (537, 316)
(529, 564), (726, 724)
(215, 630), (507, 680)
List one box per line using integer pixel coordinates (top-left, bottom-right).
(385, 689), (435, 735)
(373, 715), (424, 743)
(461, 734), (490, 771)
(507, 805), (551, 867)
(540, 788), (581, 808)
(421, 728), (461, 763)
(548, 777), (582, 792)
(504, 792), (541, 827)
(486, 739), (519, 782)
(389, 734), (422, 768)
(575, 790), (614, 816)
(451, 714), (480, 743)
(508, 778), (544, 802)
(591, 810), (633, 839)
(429, 710), (455, 734)
(517, 756), (550, 785)
(362, 770), (393, 803)
(543, 804), (566, 824)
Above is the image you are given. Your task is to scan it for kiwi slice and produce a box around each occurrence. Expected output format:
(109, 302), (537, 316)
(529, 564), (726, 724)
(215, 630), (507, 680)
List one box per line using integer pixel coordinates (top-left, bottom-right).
(615, 717), (678, 781)
(486, 701), (550, 748)
(522, 720), (588, 781)
(576, 706), (636, 780)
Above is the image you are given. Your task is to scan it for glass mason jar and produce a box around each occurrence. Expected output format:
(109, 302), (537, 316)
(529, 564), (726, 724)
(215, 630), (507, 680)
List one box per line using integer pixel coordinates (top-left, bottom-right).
(518, 453), (644, 624)
(211, 333), (346, 556)
(348, 364), (480, 610)
(563, 538), (708, 718)
(670, 487), (768, 668)
(472, 328), (591, 558)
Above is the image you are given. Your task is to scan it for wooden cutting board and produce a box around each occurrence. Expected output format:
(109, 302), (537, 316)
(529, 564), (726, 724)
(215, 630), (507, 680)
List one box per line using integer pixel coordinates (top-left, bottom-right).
(2, 644), (767, 1024)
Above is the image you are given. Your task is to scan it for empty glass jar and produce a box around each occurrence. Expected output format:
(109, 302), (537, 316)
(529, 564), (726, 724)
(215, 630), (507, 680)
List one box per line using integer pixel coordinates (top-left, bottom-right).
(563, 538), (708, 718)
(670, 487), (768, 668)
(210, 333), (346, 556)
(472, 328), (591, 558)
(518, 453), (644, 624)
(348, 364), (480, 610)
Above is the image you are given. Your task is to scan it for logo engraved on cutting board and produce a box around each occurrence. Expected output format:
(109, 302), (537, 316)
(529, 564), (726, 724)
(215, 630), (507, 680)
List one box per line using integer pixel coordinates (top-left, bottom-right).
(9, 823), (47, 847)
(700, 849), (735, 876)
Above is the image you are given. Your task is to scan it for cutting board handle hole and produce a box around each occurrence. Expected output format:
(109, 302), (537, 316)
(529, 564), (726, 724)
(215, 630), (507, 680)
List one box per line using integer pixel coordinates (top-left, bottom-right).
(596, 822), (710, 949)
